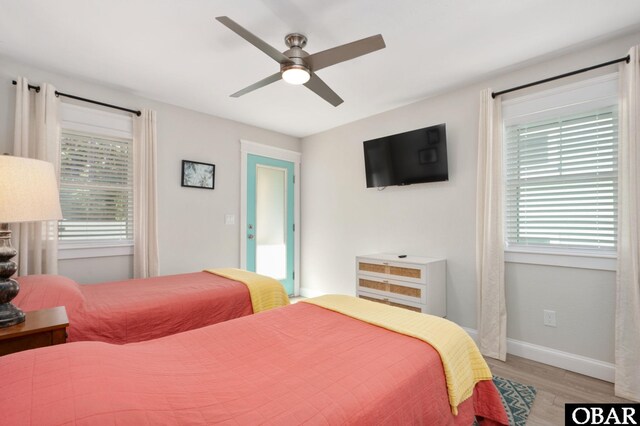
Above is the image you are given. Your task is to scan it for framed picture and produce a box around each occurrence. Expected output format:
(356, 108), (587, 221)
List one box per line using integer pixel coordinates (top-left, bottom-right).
(181, 160), (215, 189)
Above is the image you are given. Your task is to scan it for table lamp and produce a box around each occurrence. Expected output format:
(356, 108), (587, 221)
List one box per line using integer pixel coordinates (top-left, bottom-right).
(0, 155), (62, 328)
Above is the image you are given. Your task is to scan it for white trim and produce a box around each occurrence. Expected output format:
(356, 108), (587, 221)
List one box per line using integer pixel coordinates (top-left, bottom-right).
(502, 73), (619, 126)
(299, 287), (326, 298)
(58, 243), (133, 259)
(462, 327), (614, 382)
(505, 248), (616, 271)
(61, 102), (133, 140)
(241, 140), (302, 163)
(240, 140), (302, 296)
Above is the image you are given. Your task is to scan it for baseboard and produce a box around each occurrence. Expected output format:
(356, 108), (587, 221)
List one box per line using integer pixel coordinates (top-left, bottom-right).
(299, 287), (326, 298)
(462, 327), (614, 383)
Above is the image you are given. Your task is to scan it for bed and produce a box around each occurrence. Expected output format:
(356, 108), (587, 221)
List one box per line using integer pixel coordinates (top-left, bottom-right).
(12, 269), (289, 344)
(0, 296), (508, 425)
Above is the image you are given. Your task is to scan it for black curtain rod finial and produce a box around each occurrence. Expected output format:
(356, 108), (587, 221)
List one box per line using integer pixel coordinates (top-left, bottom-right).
(12, 79), (40, 92)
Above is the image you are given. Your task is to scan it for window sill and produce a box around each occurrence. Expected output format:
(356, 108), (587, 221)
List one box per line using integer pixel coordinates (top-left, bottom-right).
(58, 243), (133, 260)
(505, 248), (616, 271)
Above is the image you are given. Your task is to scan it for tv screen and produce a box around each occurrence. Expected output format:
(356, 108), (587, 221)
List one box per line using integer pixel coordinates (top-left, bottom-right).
(363, 123), (448, 188)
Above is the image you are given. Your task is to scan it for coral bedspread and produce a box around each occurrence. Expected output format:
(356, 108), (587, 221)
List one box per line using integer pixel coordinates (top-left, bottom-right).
(0, 302), (508, 425)
(13, 272), (253, 343)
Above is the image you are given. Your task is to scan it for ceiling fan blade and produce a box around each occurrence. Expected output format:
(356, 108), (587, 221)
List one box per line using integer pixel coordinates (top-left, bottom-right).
(304, 74), (343, 107)
(305, 34), (386, 72)
(231, 72), (282, 98)
(216, 16), (291, 65)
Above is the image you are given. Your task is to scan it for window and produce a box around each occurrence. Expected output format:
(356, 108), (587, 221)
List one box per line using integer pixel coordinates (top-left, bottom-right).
(503, 74), (618, 257)
(58, 131), (133, 242)
(58, 104), (134, 252)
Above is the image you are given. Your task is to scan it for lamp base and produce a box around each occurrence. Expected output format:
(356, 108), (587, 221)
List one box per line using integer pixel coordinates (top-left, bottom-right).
(0, 301), (25, 328)
(0, 224), (23, 328)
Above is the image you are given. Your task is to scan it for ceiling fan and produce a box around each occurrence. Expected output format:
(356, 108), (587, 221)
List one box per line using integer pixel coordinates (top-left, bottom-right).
(215, 16), (386, 107)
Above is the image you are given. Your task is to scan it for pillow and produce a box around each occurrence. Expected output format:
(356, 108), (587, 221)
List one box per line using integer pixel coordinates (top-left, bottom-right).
(13, 274), (85, 313)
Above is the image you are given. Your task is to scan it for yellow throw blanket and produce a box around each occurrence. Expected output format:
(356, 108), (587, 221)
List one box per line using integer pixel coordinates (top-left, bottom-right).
(301, 295), (492, 415)
(204, 268), (290, 313)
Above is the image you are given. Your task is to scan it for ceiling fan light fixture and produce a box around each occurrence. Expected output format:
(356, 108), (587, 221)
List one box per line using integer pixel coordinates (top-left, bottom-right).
(216, 17), (385, 106)
(282, 65), (310, 85)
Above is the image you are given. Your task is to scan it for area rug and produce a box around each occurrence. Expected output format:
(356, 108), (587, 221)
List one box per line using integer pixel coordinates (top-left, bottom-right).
(476, 375), (537, 426)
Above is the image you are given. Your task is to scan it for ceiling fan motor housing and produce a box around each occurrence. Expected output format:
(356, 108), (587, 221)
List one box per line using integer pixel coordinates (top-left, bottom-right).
(282, 33), (311, 74)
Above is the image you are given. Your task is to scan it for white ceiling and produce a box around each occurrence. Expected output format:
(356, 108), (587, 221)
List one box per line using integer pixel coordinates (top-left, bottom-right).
(1, 0), (640, 137)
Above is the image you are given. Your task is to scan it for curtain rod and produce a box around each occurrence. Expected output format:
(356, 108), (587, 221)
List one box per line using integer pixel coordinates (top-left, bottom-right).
(492, 55), (630, 98)
(11, 80), (142, 116)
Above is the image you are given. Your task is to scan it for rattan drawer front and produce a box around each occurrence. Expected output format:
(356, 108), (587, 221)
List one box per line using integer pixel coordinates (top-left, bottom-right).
(358, 294), (422, 313)
(358, 278), (421, 298)
(389, 266), (421, 279)
(358, 262), (388, 274)
(357, 260), (425, 283)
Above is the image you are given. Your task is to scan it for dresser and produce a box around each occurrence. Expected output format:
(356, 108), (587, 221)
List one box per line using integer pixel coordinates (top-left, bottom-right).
(356, 254), (446, 317)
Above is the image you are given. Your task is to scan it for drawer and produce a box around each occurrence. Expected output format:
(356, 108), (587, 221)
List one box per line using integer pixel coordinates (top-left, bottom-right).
(357, 290), (425, 313)
(357, 275), (426, 304)
(357, 258), (426, 284)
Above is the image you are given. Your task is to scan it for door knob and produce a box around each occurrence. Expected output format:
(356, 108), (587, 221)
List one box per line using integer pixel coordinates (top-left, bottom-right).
(248, 234), (255, 239)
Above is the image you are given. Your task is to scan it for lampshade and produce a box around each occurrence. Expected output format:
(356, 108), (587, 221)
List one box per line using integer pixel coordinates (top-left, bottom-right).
(0, 156), (62, 223)
(282, 66), (310, 85)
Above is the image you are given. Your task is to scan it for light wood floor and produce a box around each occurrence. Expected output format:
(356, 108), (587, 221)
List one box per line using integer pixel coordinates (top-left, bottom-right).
(485, 355), (630, 425)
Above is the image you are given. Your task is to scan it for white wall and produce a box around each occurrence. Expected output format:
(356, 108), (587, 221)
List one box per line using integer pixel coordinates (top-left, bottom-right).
(300, 31), (640, 364)
(0, 55), (300, 284)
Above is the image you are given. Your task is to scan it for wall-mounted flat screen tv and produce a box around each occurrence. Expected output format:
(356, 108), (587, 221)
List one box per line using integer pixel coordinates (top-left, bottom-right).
(363, 123), (448, 188)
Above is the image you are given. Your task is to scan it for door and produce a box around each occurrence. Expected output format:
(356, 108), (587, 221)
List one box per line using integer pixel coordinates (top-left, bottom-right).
(246, 154), (294, 295)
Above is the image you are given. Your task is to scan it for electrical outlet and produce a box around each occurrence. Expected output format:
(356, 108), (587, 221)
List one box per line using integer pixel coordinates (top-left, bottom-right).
(543, 310), (557, 327)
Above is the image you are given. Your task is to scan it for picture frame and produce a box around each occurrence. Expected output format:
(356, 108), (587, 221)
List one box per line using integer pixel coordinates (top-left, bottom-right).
(181, 160), (215, 190)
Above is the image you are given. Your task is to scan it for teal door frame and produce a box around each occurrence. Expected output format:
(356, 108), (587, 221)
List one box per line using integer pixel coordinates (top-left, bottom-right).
(239, 140), (301, 295)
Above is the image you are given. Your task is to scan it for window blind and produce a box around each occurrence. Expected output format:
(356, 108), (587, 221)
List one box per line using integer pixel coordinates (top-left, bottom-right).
(58, 131), (133, 242)
(505, 106), (618, 252)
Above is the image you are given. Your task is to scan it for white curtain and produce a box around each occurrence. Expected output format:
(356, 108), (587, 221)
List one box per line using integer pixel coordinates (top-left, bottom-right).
(616, 45), (640, 402)
(476, 88), (507, 361)
(133, 109), (159, 278)
(12, 77), (60, 276)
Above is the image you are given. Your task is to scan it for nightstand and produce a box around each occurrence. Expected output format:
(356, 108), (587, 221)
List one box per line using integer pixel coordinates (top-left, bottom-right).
(0, 306), (68, 356)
